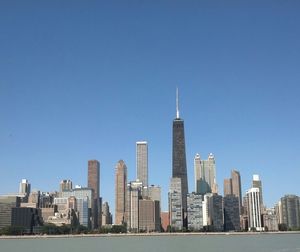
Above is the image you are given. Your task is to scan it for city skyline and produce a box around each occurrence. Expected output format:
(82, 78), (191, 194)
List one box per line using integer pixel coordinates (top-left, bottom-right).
(1, 1), (300, 214)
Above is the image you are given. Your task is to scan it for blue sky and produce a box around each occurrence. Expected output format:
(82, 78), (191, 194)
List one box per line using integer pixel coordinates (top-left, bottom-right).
(1, 1), (300, 213)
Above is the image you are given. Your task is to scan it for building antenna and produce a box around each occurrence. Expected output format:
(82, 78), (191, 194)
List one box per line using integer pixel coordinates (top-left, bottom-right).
(176, 87), (180, 119)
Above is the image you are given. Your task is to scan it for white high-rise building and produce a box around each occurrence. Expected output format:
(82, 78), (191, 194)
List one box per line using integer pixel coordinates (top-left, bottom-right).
(136, 141), (148, 188)
(19, 179), (31, 196)
(246, 187), (264, 231)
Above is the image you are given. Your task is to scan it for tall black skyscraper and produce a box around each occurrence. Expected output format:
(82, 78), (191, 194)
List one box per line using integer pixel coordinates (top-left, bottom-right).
(172, 88), (188, 224)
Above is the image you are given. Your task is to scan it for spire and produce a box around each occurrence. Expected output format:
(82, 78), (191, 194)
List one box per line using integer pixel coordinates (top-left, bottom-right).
(176, 87), (180, 119)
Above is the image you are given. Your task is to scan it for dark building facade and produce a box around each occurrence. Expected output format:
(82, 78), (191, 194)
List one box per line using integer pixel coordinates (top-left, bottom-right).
(11, 207), (42, 234)
(224, 195), (240, 231)
(0, 196), (21, 229)
(172, 89), (188, 225)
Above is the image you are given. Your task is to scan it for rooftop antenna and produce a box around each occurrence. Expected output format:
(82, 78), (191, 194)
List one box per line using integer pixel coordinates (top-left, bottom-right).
(176, 87), (180, 119)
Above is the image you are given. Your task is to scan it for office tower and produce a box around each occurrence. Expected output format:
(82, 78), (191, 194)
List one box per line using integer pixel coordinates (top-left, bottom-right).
(279, 195), (300, 229)
(126, 180), (143, 232)
(19, 179), (31, 196)
(246, 187), (263, 231)
(231, 170), (242, 214)
(169, 177), (183, 231)
(263, 208), (278, 231)
(223, 178), (232, 196)
(139, 199), (160, 232)
(194, 153), (217, 195)
(252, 174), (264, 211)
(0, 196), (21, 229)
(59, 179), (72, 193)
(136, 141), (148, 188)
(224, 195), (240, 231)
(115, 160), (127, 225)
(204, 193), (224, 232)
(172, 88), (188, 221)
(187, 193), (203, 231)
(224, 170), (242, 214)
(28, 190), (40, 206)
(88, 160), (100, 228)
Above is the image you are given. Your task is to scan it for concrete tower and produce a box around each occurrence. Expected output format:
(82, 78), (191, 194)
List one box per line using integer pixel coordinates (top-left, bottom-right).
(136, 141), (148, 188)
(115, 160), (127, 225)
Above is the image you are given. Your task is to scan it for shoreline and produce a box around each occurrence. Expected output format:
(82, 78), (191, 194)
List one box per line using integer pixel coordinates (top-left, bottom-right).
(1, 231), (299, 240)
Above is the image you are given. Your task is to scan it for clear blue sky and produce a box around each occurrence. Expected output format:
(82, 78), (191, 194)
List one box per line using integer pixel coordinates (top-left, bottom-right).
(1, 1), (300, 213)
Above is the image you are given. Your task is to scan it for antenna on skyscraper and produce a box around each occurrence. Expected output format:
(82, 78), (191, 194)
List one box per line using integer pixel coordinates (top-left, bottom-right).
(176, 87), (180, 119)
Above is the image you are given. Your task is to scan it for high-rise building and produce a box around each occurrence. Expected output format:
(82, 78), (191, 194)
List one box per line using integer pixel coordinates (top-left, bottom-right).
(136, 141), (148, 188)
(126, 180), (143, 232)
(224, 195), (240, 231)
(19, 179), (31, 196)
(246, 187), (263, 231)
(279, 194), (300, 229)
(148, 185), (161, 205)
(59, 179), (72, 193)
(194, 153), (217, 195)
(187, 193), (203, 231)
(138, 199), (160, 232)
(252, 174), (264, 212)
(223, 178), (232, 196)
(231, 170), (242, 214)
(169, 177), (183, 231)
(224, 170), (242, 214)
(115, 160), (127, 225)
(172, 88), (188, 223)
(88, 160), (100, 228)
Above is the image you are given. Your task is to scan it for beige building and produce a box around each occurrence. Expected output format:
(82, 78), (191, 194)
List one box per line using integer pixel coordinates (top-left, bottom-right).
(139, 199), (160, 232)
(115, 160), (127, 225)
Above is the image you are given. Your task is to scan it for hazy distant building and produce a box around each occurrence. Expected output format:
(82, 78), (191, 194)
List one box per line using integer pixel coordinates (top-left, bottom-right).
(246, 187), (263, 231)
(0, 196), (21, 229)
(263, 208), (278, 231)
(148, 185), (161, 206)
(224, 195), (240, 231)
(102, 201), (112, 226)
(194, 153), (217, 195)
(19, 179), (31, 197)
(138, 199), (160, 232)
(28, 190), (40, 206)
(223, 178), (232, 196)
(88, 160), (100, 228)
(161, 212), (170, 232)
(61, 187), (94, 228)
(252, 175), (264, 212)
(59, 180), (72, 194)
(169, 177), (183, 231)
(115, 160), (127, 225)
(187, 193), (203, 231)
(279, 194), (300, 229)
(172, 88), (188, 225)
(136, 141), (148, 188)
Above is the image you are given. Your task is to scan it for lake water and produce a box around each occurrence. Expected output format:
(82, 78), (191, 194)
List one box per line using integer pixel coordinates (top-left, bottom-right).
(0, 233), (299, 252)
